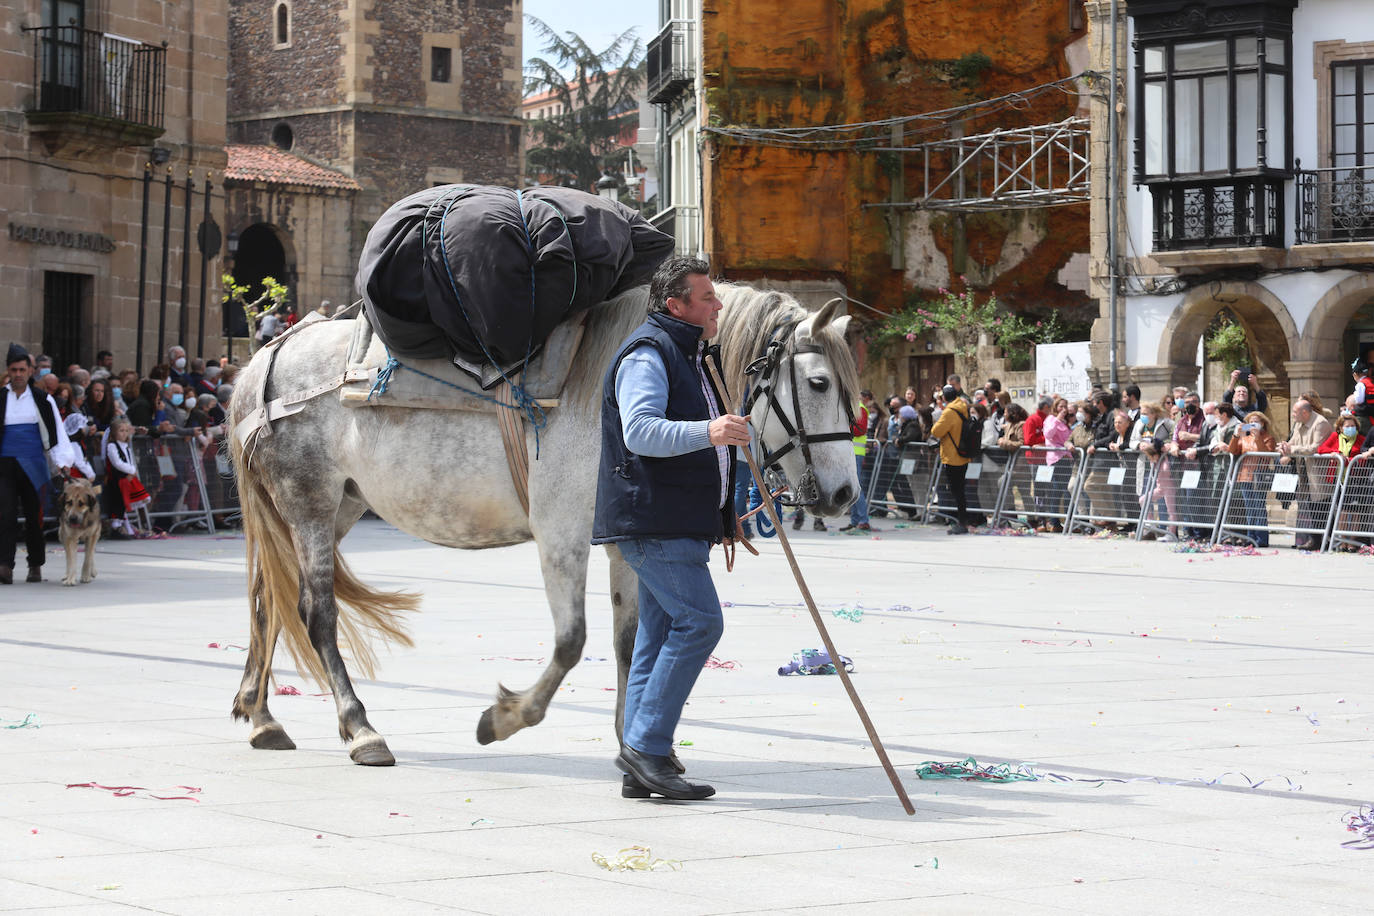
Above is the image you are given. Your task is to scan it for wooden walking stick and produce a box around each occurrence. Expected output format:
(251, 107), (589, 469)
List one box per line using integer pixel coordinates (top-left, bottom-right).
(738, 439), (915, 816)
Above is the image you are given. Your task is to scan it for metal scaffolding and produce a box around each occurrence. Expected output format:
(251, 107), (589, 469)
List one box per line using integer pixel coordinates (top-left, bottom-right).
(867, 116), (1091, 213)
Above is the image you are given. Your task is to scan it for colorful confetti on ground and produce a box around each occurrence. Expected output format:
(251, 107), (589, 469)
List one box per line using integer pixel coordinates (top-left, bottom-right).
(66, 782), (202, 802)
(1342, 805), (1374, 849)
(831, 607), (864, 622)
(913, 756), (1301, 791)
(206, 642), (247, 651)
(703, 655), (739, 670)
(591, 846), (682, 872)
(973, 526), (1038, 537)
(274, 685), (301, 696)
(778, 649), (854, 676)
(1021, 638), (1093, 647)
(1171, 540), (1278, 557)
(2, 713), (40, 729)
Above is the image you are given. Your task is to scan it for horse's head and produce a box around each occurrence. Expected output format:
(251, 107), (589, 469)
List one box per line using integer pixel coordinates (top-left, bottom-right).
(747, 297), (861, 518)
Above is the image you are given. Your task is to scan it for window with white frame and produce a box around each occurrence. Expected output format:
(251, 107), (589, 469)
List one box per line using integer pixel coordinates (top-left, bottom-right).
(1137, 34), (1290, 178)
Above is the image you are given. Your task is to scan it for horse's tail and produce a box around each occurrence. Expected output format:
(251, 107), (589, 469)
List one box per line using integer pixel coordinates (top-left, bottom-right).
(229, 368), (418, 697)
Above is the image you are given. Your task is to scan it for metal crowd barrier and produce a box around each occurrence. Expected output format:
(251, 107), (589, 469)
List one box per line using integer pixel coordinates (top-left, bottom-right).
(1215, 452), (1345, 549)
(127, 434), (217, 532)
(1137, 451), (1235, 543)
(866, 441), (938, 521)
(201, 437), (242, 527)
(1328, 453), (1374, 552)
(929, 450), (1011, 526)
(1067, 447), (1156, 533)
(992, 446), (1085, 530)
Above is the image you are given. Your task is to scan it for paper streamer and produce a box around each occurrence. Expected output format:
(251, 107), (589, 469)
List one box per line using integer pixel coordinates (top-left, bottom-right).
(591, 845), (682, 872)
(703, 655), (739, 670)
(914, 757), (1301, 791)
(1342, 805), (1374, 849)
(66, 782), (202, 802)
(2, 713), (40, 729)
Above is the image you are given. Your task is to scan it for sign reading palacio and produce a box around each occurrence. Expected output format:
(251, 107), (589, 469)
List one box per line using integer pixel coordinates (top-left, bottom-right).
(7, 222), (116, 253)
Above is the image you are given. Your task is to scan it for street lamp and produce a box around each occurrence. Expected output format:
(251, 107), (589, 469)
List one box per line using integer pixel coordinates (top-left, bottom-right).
(596, 173), (618, 203)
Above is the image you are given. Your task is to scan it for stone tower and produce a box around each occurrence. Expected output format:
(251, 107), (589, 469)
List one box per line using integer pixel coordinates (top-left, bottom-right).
(226, 0), (523, 266)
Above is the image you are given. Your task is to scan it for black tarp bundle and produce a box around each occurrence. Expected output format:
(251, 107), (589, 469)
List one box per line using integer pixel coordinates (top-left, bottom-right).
(356, 184), (673, 383)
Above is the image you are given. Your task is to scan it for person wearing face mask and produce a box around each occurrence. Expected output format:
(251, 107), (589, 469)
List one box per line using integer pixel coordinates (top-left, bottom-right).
(1277, 399), (1333, 550)
(165, 383), (190, 426)
(166, 346), (190, 386)
(1226, 411), (1276, 547)
(1159, 391), (1204, 540)
(1323, 410), (1369, 550)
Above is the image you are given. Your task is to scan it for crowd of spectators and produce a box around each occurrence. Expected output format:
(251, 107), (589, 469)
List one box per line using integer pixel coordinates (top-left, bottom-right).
(0, 344), (243, 537)
(860, 364), (1374, 549)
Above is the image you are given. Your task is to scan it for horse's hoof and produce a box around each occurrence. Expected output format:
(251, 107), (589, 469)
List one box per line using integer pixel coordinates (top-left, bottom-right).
(476, 708), (497, 745)
(350, 736), (395, 766)
(249, 723), (296, 750)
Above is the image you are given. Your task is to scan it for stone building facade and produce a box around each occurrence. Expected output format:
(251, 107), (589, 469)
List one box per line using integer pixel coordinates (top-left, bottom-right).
(224, 0), (523, 314)
(689, 0), (1094, 399)
(1087, 0), (1374, 432)
(1, 0), (229, 369)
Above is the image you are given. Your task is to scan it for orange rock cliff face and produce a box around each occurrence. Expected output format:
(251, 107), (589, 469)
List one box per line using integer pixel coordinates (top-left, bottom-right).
(701, 0), (1092, 319)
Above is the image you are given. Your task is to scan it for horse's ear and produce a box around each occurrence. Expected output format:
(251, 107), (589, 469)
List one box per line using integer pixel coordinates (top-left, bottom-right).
(831, 315), (853, 341)
(798, 297), (845, 343)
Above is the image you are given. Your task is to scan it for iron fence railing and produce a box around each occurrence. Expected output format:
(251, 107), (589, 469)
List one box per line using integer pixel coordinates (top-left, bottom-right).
(646, 19), (695, 105)
(23, 26), (165, 129)
(1295, 163), (1374, 244)
(1150, 175), (1284, 250)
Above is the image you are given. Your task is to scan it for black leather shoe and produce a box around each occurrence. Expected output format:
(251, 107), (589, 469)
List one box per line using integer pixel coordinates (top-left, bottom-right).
(26, 566), (41, 583)
(617, 746), (714, 800)
(0, 566), (11, 585)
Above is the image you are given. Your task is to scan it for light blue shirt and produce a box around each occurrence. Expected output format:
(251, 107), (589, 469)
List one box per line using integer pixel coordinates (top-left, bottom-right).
(615, 343), (729, 508)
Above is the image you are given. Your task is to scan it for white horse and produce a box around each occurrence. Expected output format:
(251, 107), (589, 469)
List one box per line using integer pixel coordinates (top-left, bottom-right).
(227, 284), (861, 765)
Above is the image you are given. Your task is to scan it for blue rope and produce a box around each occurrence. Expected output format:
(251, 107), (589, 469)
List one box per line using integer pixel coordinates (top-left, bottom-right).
(369, 356), (401, 401)
(366, 349), (550, 435)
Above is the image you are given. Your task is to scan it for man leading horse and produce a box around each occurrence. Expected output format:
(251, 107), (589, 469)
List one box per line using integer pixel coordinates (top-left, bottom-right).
(593, 256), (754, 801)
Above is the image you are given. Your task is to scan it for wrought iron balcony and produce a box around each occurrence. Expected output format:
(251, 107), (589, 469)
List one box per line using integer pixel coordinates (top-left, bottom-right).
(1295, 163), (1374, 244)
(22, 26), (166, 151)
(646, 20), (695, 106)
(1150, 175), (1284, 251)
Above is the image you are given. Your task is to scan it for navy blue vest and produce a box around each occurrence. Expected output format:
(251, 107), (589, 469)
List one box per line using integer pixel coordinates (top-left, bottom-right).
(0, 383), (59, 453)
(591, 312), (737, 545)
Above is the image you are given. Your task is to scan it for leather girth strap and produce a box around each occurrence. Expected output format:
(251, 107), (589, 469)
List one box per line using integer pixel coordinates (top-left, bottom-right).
(496, 381), (531, 516)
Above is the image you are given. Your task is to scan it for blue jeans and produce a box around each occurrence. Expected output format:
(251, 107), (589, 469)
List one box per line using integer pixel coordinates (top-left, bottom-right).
(1238, 482), (1269, 546)
(850, 455), (870, 526)
(617, 537), (724, 757)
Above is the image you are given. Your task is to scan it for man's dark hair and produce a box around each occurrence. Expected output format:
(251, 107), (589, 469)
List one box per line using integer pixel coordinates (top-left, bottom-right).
(859, 389), (874, 399)
(946, 373), (962, 387)
(1125, 384), (1141, 400)
(96, 349), (112, 361)
(648, 256), (711, 315)
(137, 379), (161, 403)
(984, 378), (1002, 393)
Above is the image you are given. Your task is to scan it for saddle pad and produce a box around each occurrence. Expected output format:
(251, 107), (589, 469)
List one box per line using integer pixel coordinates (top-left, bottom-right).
(340, 311), (580, 411)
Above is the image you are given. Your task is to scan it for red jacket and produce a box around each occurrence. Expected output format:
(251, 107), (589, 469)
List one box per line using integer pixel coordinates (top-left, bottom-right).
(1317, 429), (1366, 484)
(1023, 409), (1047, 463)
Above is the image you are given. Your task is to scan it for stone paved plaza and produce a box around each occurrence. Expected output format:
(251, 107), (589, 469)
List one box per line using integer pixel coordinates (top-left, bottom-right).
(1, 519), (1370, 914)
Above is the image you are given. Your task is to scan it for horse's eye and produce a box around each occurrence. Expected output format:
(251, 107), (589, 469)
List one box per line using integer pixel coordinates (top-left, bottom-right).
(808, 377), (830, 393)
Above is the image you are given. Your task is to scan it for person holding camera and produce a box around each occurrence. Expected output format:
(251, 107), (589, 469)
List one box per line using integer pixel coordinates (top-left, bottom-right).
(1227, 411), (1277, 547)
(1223, 367), (1268, 415)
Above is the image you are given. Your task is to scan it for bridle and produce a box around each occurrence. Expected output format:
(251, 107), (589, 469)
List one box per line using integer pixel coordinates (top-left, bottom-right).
(742, 322), (855, 507)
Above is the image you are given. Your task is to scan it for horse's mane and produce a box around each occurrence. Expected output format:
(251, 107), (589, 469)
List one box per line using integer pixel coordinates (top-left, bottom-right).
(714, 283), (861, 413)
(566, 285), (652, 409)
(567, 281), (860, 415)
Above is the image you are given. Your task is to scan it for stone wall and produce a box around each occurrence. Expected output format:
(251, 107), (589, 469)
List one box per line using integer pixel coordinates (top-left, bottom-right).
(1, 0), (229, 367)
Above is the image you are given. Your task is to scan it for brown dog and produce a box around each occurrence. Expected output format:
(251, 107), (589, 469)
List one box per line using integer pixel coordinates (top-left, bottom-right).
(58, 477), (101, 586)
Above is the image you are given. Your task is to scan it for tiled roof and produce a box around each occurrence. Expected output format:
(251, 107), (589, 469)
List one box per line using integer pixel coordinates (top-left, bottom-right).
(224, 144), (361, 190)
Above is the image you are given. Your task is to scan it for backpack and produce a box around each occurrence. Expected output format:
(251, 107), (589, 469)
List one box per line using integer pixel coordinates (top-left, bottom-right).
(945, 403), (981, 459)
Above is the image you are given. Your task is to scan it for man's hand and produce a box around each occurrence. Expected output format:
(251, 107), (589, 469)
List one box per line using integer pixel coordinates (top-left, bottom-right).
(1230, 369), (1241, 384)
(709, 414), (750, 447)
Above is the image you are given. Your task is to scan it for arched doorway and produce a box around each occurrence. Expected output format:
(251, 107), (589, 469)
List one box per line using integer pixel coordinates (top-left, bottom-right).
(226, 222), (294, 339)
(1157, 281), (1297, 428)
